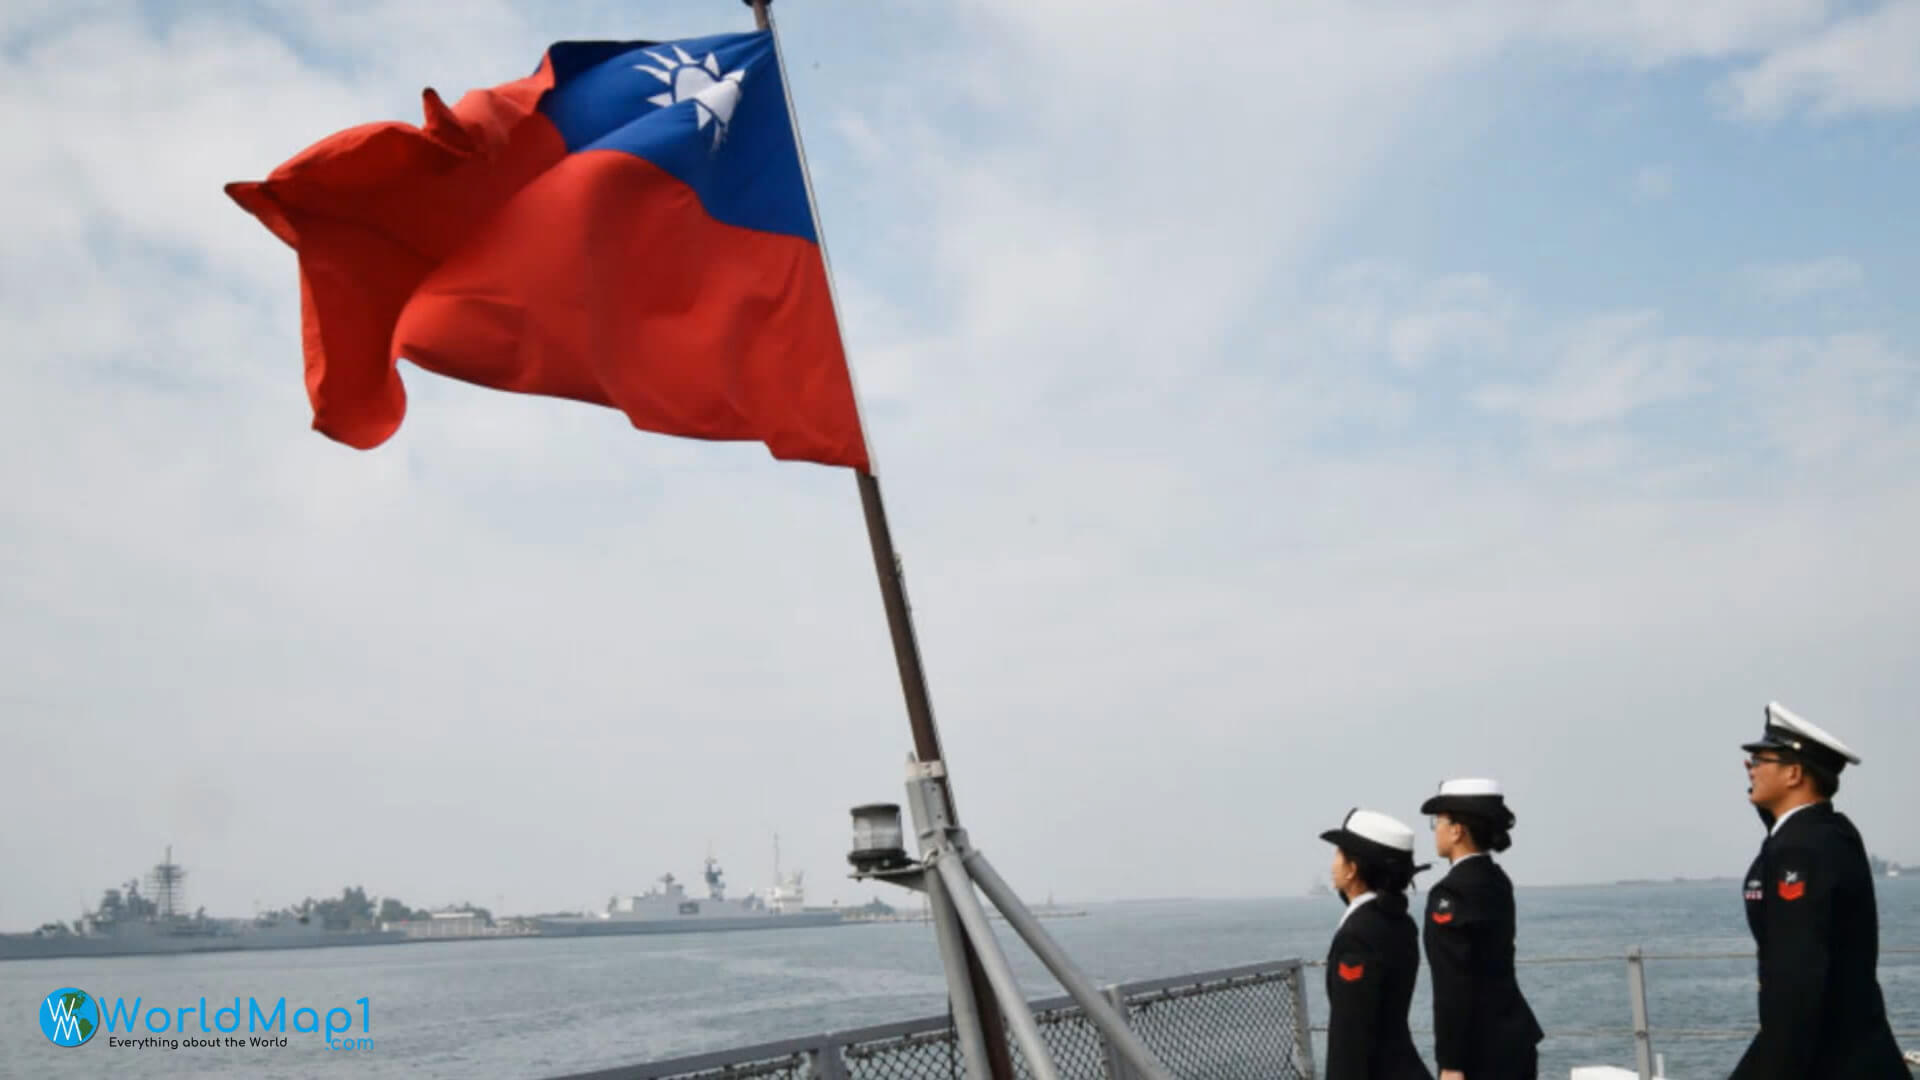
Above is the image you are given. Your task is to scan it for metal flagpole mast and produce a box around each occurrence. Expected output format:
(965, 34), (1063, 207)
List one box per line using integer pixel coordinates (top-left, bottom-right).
(742, 3), (1016, 1078)
(746, 5), (1179, 1078)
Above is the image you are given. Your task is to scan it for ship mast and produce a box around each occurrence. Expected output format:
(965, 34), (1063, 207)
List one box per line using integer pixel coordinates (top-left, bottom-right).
(147, 845), (186, 920)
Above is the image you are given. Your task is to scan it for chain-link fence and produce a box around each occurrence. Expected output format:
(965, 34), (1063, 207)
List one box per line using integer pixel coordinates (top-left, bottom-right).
(536, 945), (1920, 1080)
(541, 959), (1311, 1080)
(1109, 962), (1312, 1080)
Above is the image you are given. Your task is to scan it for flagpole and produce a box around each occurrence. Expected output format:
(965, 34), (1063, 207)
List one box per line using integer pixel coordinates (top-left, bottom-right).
(743, 4), (1016, 1078)
(739, 1), (952, 789)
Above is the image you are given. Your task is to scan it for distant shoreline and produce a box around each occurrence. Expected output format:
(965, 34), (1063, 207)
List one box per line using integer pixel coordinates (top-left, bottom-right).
(1606, 876), (1738, 887)
(1063, 875), (1915, 906)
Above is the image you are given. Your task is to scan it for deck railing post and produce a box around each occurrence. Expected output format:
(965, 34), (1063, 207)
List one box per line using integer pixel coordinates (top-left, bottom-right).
(1626, 946), (1656, 1079)
(808, 1036), (849, 1080)
(1099, 985), (1142, 1080)
(1290, 961), (1317, 1080)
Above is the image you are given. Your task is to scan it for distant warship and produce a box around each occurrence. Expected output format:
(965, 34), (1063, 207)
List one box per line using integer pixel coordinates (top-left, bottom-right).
(533, 848), (845, 937)
(0, 847), (405, 962)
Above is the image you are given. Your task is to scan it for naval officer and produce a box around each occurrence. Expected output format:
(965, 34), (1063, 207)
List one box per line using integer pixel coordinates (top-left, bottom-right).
(1729, 702), (1906, 1079)
(1419, 779), (1544, 1080)
(1319, 808), (1435, 1080)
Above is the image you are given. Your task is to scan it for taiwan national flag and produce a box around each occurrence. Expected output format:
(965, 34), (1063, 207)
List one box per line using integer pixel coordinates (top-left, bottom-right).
(226, 31), (870, 470)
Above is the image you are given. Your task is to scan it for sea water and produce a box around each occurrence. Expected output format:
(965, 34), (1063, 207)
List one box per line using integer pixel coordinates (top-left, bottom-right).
(2, 879), (1914, 1079)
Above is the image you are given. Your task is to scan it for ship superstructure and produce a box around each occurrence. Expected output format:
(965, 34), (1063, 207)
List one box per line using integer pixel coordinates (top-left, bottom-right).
(534, 850), (844, 937)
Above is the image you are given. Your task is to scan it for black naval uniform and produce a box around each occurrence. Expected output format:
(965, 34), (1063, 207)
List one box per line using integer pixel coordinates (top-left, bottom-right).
(1729, 800), (1907, 1079)
(1421, 855), (1543, 1079)
(1325, 893), (1434, 1080)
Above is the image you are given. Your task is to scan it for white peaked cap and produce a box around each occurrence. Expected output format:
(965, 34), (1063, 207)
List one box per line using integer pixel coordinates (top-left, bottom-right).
(1436, 778), (1502, 797)
(1337, 809), (1416, 852)
(1750, 701), (1862, 766)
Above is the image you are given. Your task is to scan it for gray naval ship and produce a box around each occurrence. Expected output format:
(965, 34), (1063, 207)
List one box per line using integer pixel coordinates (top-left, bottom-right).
(0, 847), (405, 962)
(533, 854), (847, 937)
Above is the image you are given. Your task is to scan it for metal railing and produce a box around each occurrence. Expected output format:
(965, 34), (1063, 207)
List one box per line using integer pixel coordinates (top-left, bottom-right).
(544, 947), (1917, 1080)
(1299, 946), (1920, 1080)
(540, 959), (1313, 1080)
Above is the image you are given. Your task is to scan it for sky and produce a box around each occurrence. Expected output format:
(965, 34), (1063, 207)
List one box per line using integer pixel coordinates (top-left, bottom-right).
(1, 0), (1917, 930)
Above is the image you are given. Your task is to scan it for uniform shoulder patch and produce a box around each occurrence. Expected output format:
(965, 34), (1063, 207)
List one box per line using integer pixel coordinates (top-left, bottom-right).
(1770, 843), (1822, 903)
(1777, 867), (1807, 901)
(1428, 889), (1461, 925)
(1333, 948), (1370, 982)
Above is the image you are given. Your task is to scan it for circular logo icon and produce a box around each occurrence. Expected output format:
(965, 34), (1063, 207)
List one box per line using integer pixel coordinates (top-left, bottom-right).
(40, 987), (100, 1047)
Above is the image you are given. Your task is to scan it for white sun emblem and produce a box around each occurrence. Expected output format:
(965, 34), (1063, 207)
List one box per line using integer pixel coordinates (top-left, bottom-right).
(634, 45), (746, 150)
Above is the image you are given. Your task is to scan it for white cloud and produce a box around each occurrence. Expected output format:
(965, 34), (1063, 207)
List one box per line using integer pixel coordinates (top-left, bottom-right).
(1471, 311), (1712, 426)
(1465, 306), (1917, 471)
(1723, 0), (1920, 118)
(1739, 255), (1867, 299)
(1384, 274), (1513, 372)
(1632, 164), (1674, 200)
(1520, 0), (1839, 62)
(1731, 332), (1918, 466)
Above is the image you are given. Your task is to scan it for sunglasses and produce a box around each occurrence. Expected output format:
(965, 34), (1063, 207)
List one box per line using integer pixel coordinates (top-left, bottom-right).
(1744, 753), (1788, 770)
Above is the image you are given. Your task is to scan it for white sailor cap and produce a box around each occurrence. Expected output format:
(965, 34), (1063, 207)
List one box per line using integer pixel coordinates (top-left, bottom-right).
(1319, 808), (1418, 864)
(1742, 701), (1861, 774)
(1419, 777), (1515, 822)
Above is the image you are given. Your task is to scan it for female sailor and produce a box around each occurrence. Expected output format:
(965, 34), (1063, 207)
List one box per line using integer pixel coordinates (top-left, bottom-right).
(1319, 807), (1435, 1080)
(1419, 779), (1544, 1080)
